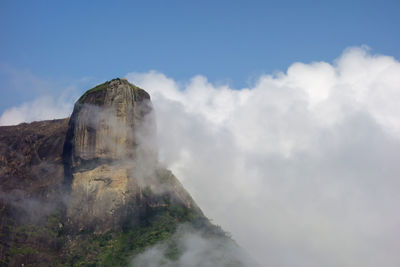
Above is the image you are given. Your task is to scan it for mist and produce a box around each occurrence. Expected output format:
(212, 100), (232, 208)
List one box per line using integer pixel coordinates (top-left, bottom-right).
(126, 47), (400, 266)
(1, 46), (400, 266)
(131, 224), (257, 267)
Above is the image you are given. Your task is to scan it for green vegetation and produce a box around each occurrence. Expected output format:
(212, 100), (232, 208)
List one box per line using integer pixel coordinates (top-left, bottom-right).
(9, 245), (39, 257)
(78, 81), (109, 103)
(77, 78), (144, 104)
(1, 208), (66, 266)
(62, 202), (207, 266)
(0, 170), (229, 266)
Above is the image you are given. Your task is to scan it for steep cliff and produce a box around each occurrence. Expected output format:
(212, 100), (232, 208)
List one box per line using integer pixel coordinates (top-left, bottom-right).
(0, 79), (248, 266)
(63, 78), (200, 233)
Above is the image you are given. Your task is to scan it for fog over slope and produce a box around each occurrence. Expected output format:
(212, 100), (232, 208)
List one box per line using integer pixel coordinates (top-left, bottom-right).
(2, 47), (400, 266)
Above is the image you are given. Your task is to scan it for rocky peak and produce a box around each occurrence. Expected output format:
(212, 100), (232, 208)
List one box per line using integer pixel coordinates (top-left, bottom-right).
(63, 79), (156, 231)
(65, 78), (153, 169)
(63, 79), (192, 233)
(0, 79), (241, 266)
(77, 78), (150, 105)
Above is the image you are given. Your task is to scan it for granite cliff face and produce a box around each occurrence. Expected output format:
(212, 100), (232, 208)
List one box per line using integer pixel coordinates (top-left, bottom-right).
(63, 78), (198, 232)
(65, 78), (153, 165)
(0, 79), (244, 266)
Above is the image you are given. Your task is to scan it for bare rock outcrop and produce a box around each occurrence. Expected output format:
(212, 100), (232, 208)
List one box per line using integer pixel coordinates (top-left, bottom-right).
(63, 78), (197, 232)
(0, 79), (207, 266)
(0, 118), (68, 196)
(66, 78), (153, 165)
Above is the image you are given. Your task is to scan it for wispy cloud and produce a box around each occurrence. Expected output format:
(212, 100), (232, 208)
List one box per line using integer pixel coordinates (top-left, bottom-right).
(0, 95), (74, 125)
(131, 224), (257, 266)
(0, 67), (94, 125)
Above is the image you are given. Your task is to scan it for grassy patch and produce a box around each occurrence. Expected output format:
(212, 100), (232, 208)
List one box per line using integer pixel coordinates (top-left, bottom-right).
(78, 81), (109, 103)
(77, 78), (144, 104)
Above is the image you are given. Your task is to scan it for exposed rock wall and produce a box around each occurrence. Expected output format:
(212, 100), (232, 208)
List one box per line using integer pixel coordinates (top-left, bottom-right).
(68, 78), (153, 165)
(0, 119), (68, 195)
(63, 78), (195, 232)
(63, 78), (155, 231)
(0, 79), (200, 235)
(0, 79), (206, 266)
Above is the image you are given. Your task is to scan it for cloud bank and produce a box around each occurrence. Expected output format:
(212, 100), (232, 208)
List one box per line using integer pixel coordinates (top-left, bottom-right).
(126, 47), (400, 266)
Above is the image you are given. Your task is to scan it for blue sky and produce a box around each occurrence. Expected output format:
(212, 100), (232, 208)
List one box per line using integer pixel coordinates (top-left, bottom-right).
(0, 0), (399, 113)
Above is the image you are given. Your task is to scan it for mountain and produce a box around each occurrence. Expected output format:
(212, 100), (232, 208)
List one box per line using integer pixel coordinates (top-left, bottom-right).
(0, 79), (253, 266)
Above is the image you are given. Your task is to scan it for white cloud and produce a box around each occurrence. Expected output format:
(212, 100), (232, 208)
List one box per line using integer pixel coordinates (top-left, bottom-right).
(0, 69), (93, 126)
(126, 47), (400, 266)
(0, 94), (74, 126)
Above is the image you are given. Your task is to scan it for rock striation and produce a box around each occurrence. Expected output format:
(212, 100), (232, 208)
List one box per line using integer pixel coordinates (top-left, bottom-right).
(63, 78), (197, 232)
(65, 78), (153, 166)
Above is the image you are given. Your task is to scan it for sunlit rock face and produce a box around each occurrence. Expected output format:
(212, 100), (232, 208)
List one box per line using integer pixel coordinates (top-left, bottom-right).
(69, 78), (153, 164)
(63, 78), (158, 232)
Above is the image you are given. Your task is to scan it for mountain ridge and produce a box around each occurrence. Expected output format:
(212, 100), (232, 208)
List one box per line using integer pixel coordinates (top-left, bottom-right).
(0, 79), (253, 266)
